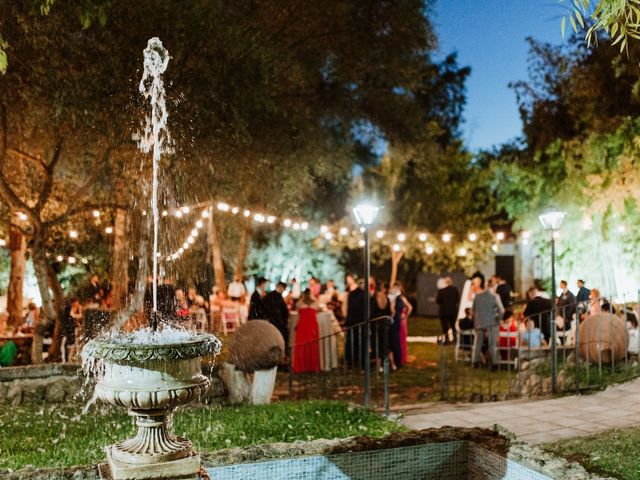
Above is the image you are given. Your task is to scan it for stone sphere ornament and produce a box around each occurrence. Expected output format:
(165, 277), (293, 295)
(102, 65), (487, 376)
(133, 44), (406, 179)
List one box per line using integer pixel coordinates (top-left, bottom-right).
(579, 313), (629, 363)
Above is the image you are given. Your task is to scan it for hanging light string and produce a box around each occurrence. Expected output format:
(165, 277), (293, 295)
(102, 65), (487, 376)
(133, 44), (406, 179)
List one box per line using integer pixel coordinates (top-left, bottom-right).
(164, 198), (519, 261)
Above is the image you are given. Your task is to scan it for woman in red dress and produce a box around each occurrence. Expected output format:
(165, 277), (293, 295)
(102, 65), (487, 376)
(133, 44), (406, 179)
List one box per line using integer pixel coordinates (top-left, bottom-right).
(292, 290), (321, 373)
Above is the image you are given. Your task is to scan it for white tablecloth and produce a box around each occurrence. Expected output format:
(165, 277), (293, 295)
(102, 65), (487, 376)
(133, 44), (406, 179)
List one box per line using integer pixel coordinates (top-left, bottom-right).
(289, 310), (340, 371)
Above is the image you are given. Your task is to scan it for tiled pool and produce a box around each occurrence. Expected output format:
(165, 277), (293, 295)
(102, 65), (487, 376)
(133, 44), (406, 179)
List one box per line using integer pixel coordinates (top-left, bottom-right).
(207, 441), (550, 479)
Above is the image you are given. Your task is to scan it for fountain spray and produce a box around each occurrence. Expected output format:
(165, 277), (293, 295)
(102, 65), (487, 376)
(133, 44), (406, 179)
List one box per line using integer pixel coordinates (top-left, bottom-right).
(138, 37), (171, 331)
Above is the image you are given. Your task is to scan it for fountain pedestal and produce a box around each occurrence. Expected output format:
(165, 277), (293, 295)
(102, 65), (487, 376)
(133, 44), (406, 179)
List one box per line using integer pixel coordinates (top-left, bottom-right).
(84, 333), (220, 480)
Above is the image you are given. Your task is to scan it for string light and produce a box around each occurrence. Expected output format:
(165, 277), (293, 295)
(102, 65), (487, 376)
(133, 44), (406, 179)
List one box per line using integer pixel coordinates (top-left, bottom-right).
(182, 242), (189, 249)
(425, 245), (434, 255)
(187, 236), (195, 244)
(320, 225), (328, 233)
(181, 206), (190, 214)
(254, 213), (266, 223)
(243, 209), (251, 218)
(92, 210), (100, 218)
(358, 239), (365, 247)
(292, 222), (301, 230)
(190, 229), (198, 237)
(324, 232), (333, 240)
(18, 212), (27, 221)
(457, 247), (467, 257)
(376, 230), (385, 239)
(56, 255), (64, 262)
(231, 207), (239, 215)
(162, 210), (168, 217)
(397, 233), (406, 242)
(339, 227), (349, 236)
(283, 218), (292, 227)
(195, 220), (203, 229)
(418, 233), (427, 242)
(217, 202), (230, 212)
(0, 239), (5, 247)
(301, 222), (309, 230)
(69, 230), (78, 239)
(442, 233), (451, 242)
(392, 244), (401, 252)
(468, 233), (477, 241)
(67, 256), (76, 264)
(81, 257), (89, 264)
(201, 209), (210, 218)
(496, 231), (505, 241)
(174, 210), (183, 218)
(105, 226), (113, 234)
(267, 216), (276, 224)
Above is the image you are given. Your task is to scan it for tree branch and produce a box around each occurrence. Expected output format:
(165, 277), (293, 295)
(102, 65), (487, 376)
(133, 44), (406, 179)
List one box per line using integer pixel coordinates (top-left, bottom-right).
(34, 136), (64, 214)
(0, 104), (37, 221)
(7, 147), (47, 170)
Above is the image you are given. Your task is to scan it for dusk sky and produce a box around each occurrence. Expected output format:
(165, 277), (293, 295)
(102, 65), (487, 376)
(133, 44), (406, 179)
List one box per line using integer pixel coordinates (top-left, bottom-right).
(434, 1), (567, 151)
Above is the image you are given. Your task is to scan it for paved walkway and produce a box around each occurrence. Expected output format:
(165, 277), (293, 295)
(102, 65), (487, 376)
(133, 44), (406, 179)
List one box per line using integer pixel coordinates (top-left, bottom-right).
(399, 377), (640, 444)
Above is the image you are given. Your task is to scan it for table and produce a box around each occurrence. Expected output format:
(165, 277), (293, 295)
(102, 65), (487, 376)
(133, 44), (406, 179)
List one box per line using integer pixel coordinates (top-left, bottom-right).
(289, 310), (340, 371)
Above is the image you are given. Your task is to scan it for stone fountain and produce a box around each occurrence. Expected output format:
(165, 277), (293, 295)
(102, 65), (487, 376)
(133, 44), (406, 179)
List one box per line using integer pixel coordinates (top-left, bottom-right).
(82, 38), (221, 480)
(84, 331), (220, 479)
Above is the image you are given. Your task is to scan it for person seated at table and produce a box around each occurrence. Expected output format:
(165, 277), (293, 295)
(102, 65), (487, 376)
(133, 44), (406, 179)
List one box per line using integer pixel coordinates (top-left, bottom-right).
(520, 318), (546, 349)
(190, 295), (208, 331)
(627, 312), (640, 355)
(0, 340), (18, 367)
(458, 307), (473, 350)
(293, 289), (321, 373)
(62, 298), (82, 362)
(19, 303), (39, 333)
(499, 310), (518, 360)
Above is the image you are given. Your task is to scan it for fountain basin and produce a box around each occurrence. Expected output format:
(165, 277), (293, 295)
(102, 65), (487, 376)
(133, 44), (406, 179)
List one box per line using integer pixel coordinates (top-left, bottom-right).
(83, 332), (220, 479)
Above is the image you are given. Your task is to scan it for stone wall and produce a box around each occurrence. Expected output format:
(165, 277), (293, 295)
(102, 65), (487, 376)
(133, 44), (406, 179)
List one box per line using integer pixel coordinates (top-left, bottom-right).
(0, 363), (228, 406)
(0, 364), (86, 406)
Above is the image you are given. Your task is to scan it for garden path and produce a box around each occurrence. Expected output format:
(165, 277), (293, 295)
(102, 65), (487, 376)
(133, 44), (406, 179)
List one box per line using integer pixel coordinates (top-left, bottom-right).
(398, 376), (640, 444)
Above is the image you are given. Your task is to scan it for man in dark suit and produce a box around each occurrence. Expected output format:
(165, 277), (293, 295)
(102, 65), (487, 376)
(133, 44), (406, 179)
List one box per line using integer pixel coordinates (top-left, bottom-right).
(249, 277), (268, 320)
(263, 282), (290, 348)
(495, 275), (512, 309)
(523, 286), (553, 342)
(556, 280), (576, 330)
(436, 276), (459, 345)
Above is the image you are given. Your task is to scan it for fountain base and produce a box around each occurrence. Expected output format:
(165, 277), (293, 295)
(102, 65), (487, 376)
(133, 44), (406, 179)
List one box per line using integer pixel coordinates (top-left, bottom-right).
(101, 448), (202, 480)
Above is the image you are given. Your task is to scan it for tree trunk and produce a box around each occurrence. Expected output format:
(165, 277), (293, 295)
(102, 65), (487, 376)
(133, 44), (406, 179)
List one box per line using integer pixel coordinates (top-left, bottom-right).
(47, 263), (66, 362)
(31, 235), (57, 365)
(208, 211), (226, 291)
(6, 221), (26, 328)
(390, 250), (404, 286)
(110, 208), (130, 309)
(234, 221), (251, 278)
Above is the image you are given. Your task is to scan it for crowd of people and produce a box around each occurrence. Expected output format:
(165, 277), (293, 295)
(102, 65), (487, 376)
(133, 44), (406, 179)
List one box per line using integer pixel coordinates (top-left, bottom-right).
(437, 273), (640, 369)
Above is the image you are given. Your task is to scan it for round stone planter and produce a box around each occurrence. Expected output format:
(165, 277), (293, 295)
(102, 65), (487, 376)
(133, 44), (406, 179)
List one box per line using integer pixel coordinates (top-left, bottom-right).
(83, 332), (220, 479)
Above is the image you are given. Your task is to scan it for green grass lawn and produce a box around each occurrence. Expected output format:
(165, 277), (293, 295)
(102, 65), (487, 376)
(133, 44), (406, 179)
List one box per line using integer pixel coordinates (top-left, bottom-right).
(544, 427), (640, 480)
(0, 401), (404, 471)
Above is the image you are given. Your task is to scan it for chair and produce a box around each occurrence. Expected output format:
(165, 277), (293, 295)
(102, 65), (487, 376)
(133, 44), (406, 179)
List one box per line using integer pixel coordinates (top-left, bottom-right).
(454, 328), (475, 362)
(221, 307), (241, 335)
(498, 330), (519, 369)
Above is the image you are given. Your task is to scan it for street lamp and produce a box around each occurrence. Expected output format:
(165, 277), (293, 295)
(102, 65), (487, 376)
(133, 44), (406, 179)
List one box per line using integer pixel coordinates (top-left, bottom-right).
(352, 203), (380, 406)
(538, 208), (566, 395)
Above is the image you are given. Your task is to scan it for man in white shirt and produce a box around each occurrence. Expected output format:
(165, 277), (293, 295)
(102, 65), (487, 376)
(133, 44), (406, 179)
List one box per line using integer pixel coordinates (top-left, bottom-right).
(227, 275), (246, 301)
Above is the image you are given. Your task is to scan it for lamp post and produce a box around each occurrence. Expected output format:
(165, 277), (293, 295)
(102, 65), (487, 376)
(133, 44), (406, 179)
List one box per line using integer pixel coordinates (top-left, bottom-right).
(538, 209), (566, 395)
(353, 203), (380, 407)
